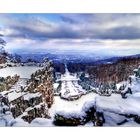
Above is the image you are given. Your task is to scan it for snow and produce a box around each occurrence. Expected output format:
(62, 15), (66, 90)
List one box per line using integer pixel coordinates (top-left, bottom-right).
(49, 82), (140, 126)
(0, 111), (14, 126)
(1, 64), (140, 126)
(59, 66), (86, 100)
(82, 100), (96, 112)
(120, 120), (140, 127)
(10, 78), (27, 92)
(18, 112), (28, 118)
(7, 92), (26, 102)
(0, 118), (6, 126)
(103, 111), (127, 126)
(83, 121), (94, 126)
(60, 73), (79, 81)
(55, 111), (86, 119)
(0, 62), (18, 68)
(60, 65), (79, 82)
(23, 92), (41, 101)
(116, 81), (126, 90)
(0, 90), (13, 96)
(133, 69), (138, 72)
(0, 66), (41, 78)
(48, 66), (140, 126)
(49, 93), (97, 118)
(61, 81), (86, 99)
(30, 118), (54, 127)
(96, 93), (140, 116)
(18, 103), (44, 119)
(10, 118), (29, 127)
(53, 83), (59, 89)
(129, 76), (140, 93)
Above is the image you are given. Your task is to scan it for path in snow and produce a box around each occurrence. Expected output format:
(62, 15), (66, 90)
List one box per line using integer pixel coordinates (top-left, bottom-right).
(59, 64), (86, 99)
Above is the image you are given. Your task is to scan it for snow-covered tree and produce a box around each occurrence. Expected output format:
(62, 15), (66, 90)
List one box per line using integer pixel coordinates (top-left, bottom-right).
(11, 54), (22, 63)
(43, 57), (49, 63)
(0, 35), (6, 53)
(0, 35), (6, 45)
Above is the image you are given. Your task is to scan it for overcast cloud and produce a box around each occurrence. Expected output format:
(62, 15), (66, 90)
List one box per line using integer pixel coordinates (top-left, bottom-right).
(0, 14), (140, 56)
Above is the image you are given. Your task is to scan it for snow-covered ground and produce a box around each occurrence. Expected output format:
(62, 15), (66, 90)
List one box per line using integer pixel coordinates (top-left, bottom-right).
(48, 91), (140, 126)
(1, 64), (140, 126)
(49, 93), (97, 118)
(60, 73), (79, 81)
(96, 93), (140, 116)
(60, 65), (79, 82)
(59, 66), (86, 100)
(60, 81), (86, 99)
(0, 66), (41, 78)
(9, 78), (27, 92)
(3, 91), (140, 127)
(49, 72), (140, 126)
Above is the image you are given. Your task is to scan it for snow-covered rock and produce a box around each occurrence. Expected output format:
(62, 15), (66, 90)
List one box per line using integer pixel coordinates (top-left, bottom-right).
(10, 118), (29, 127)
(129, 76), (140, 93)
(30, 118), (54, 127)
(103, 111), (127, 126)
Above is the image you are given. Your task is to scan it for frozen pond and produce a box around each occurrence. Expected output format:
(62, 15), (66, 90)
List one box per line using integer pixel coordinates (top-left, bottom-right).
(0, 66), (42, 78)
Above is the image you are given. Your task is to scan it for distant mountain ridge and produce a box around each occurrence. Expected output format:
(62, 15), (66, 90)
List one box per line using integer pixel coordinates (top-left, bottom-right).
(17, 52), (140, 64)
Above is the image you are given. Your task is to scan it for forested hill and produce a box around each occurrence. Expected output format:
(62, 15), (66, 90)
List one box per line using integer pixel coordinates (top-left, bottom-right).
(87, 56), (140, 84)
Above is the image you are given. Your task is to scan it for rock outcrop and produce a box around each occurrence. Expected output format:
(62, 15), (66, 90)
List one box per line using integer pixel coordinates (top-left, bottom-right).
(25, 59), (54, 108)
(0, 75), (20, 92)
(0, 58), (54, 124)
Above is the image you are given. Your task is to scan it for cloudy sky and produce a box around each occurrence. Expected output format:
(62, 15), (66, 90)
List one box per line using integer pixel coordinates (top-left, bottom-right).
(0, 14), (140, 56)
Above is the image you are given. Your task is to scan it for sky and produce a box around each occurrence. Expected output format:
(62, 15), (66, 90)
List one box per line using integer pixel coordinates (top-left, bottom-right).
(0, 14), (140, 57)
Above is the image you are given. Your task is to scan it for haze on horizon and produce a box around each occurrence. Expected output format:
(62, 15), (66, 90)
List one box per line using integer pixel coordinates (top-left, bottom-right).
(0, 14), (140, 57)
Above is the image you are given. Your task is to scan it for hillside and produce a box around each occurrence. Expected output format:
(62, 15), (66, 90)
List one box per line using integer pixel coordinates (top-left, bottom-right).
(87, 57), (140, 84)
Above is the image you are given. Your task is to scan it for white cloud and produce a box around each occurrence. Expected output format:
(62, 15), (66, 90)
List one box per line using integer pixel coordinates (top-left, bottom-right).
(0, 14), (140, 56)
